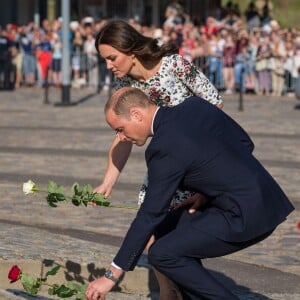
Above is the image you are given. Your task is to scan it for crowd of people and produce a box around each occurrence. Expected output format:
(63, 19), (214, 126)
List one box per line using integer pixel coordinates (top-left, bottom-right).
(0, 0), (299, 97)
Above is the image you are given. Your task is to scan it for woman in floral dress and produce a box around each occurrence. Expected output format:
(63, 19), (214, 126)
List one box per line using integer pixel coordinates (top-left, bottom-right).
(94, 19), (223, 300)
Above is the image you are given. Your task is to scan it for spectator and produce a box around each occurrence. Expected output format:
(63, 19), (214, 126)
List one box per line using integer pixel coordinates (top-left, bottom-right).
(6, 25), (22, 88)
(71, 28), (85, 87)
(0, 28), (12, 89)
(207, 32), (223, 88)
(256, 34), (272, 96)
(204, 17), (219, 36)
(19, 26), (36, 86)
(270, 32), (285, 96)
(83, 31), (98, 88)
(222, 32), (235, 94)
(51, 33), (62, 87)
(283, 40), (296, 94)
(36, 32), (52, 86)
(234, 29), (249, 93)
(244, 1), (260, 32)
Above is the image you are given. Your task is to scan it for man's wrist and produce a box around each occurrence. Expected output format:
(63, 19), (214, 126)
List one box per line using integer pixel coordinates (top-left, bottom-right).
(104, 269), (119, 283)
(104, 265), (124, 283)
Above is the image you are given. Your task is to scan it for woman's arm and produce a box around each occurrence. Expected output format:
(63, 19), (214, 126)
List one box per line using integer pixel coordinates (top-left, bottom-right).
(93, 136), (133, 197)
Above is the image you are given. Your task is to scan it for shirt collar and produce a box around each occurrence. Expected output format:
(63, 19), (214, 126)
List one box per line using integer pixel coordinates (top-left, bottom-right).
(151, 107), (160, 135)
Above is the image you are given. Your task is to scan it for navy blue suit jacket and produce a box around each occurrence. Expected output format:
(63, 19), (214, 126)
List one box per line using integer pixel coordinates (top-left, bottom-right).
(114, 97), (294, 271)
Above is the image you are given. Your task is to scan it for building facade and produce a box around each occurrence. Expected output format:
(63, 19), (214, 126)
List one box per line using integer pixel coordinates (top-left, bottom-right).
(1, 0), (221, 28)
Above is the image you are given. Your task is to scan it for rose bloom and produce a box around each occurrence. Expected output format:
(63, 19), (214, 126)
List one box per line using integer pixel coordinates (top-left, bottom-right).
(23, 180), (36, 195)
(8, 265), (21, 283)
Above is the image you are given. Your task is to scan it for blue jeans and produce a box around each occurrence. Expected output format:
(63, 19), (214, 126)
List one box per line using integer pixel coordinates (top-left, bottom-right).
(234, 62), (246, 92)
(208, 56), (223, 88)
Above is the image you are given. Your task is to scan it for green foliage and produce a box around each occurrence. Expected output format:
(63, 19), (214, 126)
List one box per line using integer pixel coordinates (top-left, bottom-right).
(15, 265), (87, 299)
(20, 273), (41, 295)
(48, 282), (87, 300)
(48, 284), (77, 298)
(48, 180), (65, 194)
(46, 180), (111, 208)
(45, 265), (61, 277)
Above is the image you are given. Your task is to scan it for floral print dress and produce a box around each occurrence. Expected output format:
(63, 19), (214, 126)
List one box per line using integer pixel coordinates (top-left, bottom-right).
(115, 54), (223, 205)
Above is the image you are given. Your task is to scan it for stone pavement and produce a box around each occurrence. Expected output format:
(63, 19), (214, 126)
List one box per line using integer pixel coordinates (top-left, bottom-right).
(0, 87), (299, 299)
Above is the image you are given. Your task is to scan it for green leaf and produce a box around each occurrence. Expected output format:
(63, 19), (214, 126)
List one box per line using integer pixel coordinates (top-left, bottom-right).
(72, 182), (83, 197)
(72, 196), (81, 206)
(48, 180), (65, 194)
(92, 193), (110, 206)
(74, 284), (88, 300)
(50, 284), (77, 298)
(48, 283), (60, 295)
(92, 193), (106, 201)
(83, 184), (93, 194)
(81, 197), (89, 206)
(47, 193), (58, 207)
(66, 282), (81, 290)
(47, 193), (66, 207)
(45, 265), (60, 277)
(20, 273), (41, 295)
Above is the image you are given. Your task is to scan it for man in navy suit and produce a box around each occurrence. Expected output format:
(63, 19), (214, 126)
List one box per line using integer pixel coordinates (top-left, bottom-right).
(86, 87), (294, 300)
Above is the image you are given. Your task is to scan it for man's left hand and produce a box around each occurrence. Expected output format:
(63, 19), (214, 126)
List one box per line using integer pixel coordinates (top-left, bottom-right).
(85, 276), (115, 300)
(171, 193), (208, 214)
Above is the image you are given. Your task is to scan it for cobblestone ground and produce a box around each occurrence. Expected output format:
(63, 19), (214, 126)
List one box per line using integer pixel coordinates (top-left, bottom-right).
(0, 87), (299, 299)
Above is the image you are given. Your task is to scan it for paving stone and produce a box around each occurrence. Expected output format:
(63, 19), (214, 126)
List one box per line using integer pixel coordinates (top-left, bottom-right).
(0, 87), (299, 299)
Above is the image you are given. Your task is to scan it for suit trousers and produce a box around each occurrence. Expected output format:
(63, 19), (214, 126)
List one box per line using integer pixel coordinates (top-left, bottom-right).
(149, 210), (273, 300)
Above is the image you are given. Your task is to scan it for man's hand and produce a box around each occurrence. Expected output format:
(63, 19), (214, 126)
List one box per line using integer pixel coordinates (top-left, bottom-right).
(86, 267), (123, 300)
(172, 193), (208, 214)
(85, 276), (115, 300)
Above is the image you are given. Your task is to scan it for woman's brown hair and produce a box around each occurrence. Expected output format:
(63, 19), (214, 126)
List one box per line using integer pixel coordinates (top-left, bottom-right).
(95, 19), (178, 63)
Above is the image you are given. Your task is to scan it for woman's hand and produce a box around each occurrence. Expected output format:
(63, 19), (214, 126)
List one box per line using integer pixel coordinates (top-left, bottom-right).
(93, 181), (114, 198)
(171, 192), (208, 214)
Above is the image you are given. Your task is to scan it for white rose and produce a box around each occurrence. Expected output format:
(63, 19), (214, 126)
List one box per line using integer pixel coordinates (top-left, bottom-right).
(23, 180), (36, 195)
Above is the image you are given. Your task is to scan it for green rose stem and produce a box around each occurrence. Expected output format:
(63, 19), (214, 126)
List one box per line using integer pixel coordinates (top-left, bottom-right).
(23, 180), (138, 210)
(18, 180), (138, 299)
(8, 264), (87, 299)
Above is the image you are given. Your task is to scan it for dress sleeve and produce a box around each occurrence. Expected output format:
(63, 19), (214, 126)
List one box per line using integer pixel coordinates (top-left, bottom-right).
(173, 55), (223, 106)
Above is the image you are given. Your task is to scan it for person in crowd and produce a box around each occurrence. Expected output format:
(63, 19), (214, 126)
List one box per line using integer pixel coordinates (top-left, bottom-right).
(84, 31), (98, 88)
(204, 16), (219, 36)
(86, 86), (294, 300)
(244, 1), (260, 32)
(222, 32), (235, 94)
(8, 25), (22, 88)
(234, 29), (249, 93)
(0, 28), (13, 89)
(247, 32), (260, 93)
(93, 19), (222, 299)
(270, 32), (285, 96)
(256, 33), (272, 96)
(51, 33), (62, 87)
(178, 25), (196, 62)
(283, 39), (296, 95)
(207, 32), (223, 89)
(192, 30), (210, 76)
(71, 28), (85, 88)
(19, 26), (36, 86)
(35, 32), (52, 87)
(163, 1), (186, 30)
(94, 19), (111, 91)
